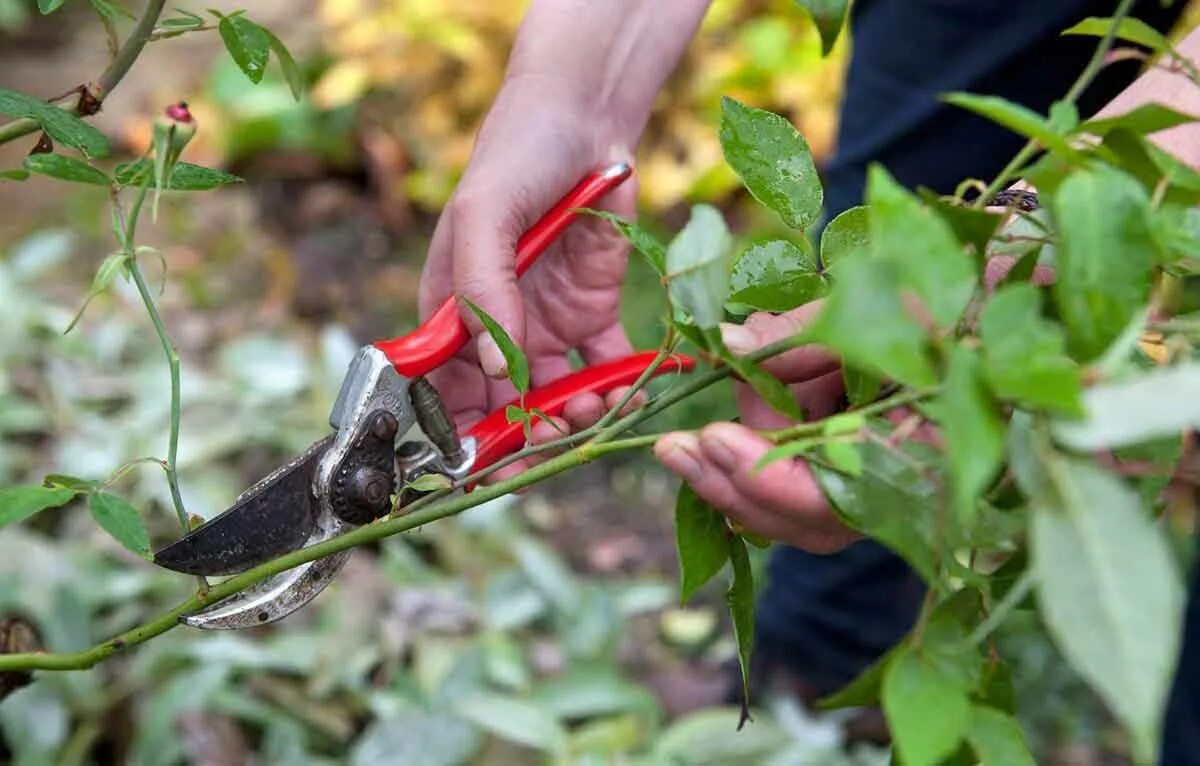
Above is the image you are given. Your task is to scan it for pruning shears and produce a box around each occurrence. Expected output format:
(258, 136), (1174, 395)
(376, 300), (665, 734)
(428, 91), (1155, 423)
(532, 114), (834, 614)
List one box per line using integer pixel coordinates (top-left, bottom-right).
(153, 162), (695, 630)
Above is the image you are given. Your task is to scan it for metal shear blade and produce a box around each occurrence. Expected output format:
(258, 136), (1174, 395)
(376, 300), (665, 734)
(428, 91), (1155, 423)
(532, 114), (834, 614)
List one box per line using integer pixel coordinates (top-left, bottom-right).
(153, 436), (330, 575)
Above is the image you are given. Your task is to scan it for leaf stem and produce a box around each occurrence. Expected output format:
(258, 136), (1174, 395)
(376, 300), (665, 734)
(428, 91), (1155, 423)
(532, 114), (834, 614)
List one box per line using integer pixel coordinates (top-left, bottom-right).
(0, 0), (168, 146)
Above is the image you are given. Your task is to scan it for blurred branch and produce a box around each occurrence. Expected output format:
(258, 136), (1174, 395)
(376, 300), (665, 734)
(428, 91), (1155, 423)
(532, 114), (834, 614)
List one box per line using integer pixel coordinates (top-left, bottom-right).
(972, 0), (1137, 207)
(0, 0), (168, 147)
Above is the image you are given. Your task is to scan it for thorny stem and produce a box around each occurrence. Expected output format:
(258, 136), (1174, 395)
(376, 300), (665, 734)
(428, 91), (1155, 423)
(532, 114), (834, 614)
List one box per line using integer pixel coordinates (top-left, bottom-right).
(0, 0), (168, 146)
(116, 178), (205, 592)
(0, 332), (827, 671)
(971, 0), (1138, 209)
(0, 434), (657, 671)
(592, 342), (679, 432)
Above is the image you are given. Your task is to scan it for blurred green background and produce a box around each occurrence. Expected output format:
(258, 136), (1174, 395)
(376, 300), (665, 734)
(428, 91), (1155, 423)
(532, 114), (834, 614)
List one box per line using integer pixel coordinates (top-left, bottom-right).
(0, 1), (1194, 763)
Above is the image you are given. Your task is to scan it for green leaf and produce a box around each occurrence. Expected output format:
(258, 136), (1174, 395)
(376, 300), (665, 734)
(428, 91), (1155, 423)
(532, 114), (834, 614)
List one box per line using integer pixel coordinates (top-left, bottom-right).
(940, 346), (1005, 524)
(64, 251), (130, 334)
(114, 159), (242, 190)
(217, 13), (271, 84)
(793, 0), (849, 54)
(38, 0), (65, 14)
(584, 209), (667, 277)
(454, 692), (566, 754)
(818, 204), (869, 272)
(979, 284), (1082, 416)
(665, 204), (731, 329)
(1098, 129), (1200, 207)
(0, 88), (110, 157)
(461, 298), (530, 394)
(1048, 100), (1079, 134)
(89, 0), (135, 21)
(966, 706), (1036, 766)
(843, 367), (882, 407)
(159, 10), (204, 27)
(1052, 164), (1156, 361)
(1062, 16), (1169, 53)
(820, 603), (972, 710)
(822, 441), (861, 477)
(810, 431), (941, 583)
(727, 240), (825, 312)
(1032, 456), (1184, 763)
(42, 474), (101, 492)
(265, 29), (304, 100)
(1, 168), (29, 181)
(0, 485), (77, 528)
(818, 640), (904, 709)
(1081, 103), (1199, 137)
(867, 165), (979, 328)
(719, 96), (822, 231)
(727, 536), (755, 725)
(942, 93), (1081, 159)
(1051, 362), (1200, 451)
(705, 328), (803, 420)
(88, 492), (151, 559)
(918, 189), (1004, 258)
(504, 404), (529, 423)
(883, 645), (971, 766)
(805, 253), (936, 388)
(404, 474), (451, 493)
(23, 153), (110, 185)
(675, 484), (730, 604)
(977, 660), (1017, 714)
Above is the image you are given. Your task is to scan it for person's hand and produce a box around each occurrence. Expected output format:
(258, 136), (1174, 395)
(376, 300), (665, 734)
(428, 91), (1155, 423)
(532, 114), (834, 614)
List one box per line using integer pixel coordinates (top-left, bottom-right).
(650, 210), (1059, 552)
(654, 304), (863, 553)
(418, 76), (643, 479)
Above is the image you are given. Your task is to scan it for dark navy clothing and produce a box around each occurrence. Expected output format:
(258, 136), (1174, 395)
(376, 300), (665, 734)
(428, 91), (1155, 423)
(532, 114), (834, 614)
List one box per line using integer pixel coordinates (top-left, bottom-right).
(754, 0), (1197, 761)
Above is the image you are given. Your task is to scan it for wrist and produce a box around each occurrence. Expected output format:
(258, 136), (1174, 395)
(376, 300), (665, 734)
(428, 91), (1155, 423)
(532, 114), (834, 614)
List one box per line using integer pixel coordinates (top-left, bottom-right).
(503, 0), (711, 143)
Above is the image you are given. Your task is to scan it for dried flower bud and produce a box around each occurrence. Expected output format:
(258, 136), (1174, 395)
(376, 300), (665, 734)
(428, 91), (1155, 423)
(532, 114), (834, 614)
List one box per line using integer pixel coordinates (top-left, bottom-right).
(164, 101), (193, 123)
(0, 616), (41, 700)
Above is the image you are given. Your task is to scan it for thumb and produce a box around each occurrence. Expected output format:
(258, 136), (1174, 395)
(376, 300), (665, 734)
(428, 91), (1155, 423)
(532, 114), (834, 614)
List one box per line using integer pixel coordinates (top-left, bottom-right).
(718, 303), (840, 384)
(447, 191), (527, 380)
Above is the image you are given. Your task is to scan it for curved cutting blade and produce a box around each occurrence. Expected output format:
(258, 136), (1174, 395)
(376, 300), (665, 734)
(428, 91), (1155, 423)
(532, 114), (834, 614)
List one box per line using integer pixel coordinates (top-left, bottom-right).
(153, 436), (332, 576)
(179, 517), (353, 629)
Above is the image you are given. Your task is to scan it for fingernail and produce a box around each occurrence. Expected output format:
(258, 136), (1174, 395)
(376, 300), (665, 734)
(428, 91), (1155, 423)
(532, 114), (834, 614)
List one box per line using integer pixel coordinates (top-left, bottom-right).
(721, 323), (756, 355)
(478, 335), (507, 378)
(702, 429), (736, 469)
(656, 434), (703, 482)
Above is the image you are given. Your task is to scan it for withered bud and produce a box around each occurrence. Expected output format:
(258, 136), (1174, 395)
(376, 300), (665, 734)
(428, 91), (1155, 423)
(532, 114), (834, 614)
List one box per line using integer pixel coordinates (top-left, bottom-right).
(0, 617), (41, 700)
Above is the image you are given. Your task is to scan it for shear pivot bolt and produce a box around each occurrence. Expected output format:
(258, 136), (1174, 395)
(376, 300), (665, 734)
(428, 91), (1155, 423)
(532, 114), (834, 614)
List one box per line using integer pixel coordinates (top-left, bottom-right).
(349, 467), (391, 512)
(370, 411), (399, 441)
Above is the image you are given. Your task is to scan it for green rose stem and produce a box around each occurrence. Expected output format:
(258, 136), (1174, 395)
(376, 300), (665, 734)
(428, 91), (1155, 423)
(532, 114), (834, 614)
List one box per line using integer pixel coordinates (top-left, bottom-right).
(0, 334), (943, 673)
(113, 176), (204, 592)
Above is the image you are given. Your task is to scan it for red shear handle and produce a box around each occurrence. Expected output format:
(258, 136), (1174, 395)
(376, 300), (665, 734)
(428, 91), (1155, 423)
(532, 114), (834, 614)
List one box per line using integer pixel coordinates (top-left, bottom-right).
(375, 163), (634, 377)
(465, 351), (695, 475)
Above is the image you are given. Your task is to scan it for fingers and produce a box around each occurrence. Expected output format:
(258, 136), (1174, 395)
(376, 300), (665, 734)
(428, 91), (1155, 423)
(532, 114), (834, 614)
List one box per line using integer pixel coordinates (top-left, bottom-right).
(719, 304), (840, 384)
(983, 254), (1056, 291)
(654, 424), (858, 554)
(578, 323), (635, 366)
(448, 189), (528, 379)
